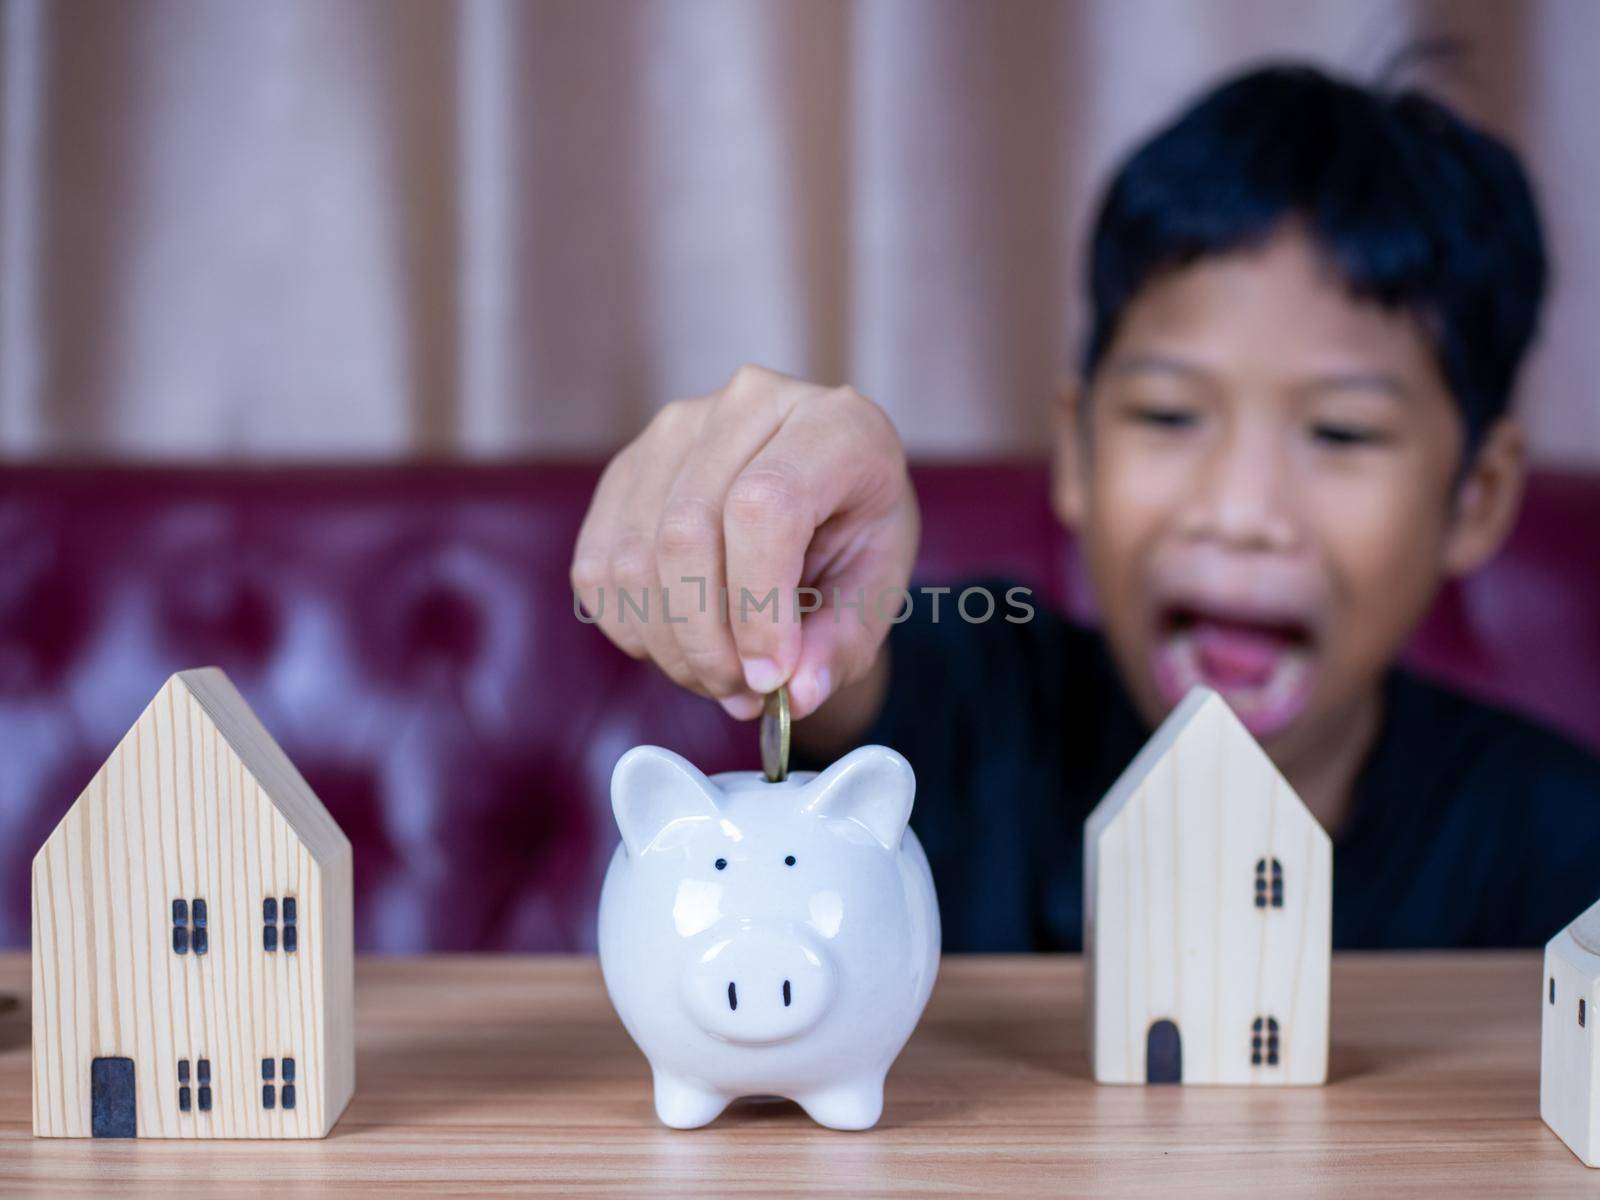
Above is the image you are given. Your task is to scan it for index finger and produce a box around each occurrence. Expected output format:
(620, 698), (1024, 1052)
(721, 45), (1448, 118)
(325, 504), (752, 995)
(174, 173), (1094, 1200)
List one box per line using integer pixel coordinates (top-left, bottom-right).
(722, 391), (901, 693)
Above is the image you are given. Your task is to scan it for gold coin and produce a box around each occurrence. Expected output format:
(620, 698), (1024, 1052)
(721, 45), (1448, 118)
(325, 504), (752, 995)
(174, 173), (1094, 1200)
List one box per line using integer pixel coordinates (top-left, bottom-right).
(760, 685), (791, 782)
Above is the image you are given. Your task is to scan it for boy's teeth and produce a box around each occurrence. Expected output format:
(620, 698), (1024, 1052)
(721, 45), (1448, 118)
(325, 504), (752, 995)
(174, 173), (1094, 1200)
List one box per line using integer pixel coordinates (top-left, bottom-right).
(1165, 627), (1204, 693)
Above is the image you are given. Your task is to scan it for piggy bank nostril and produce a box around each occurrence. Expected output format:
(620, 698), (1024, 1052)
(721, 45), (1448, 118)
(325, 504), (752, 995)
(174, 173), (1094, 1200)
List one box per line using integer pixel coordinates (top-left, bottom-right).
(727, 981), (738, 1011)
(783, 980), (792, 1008)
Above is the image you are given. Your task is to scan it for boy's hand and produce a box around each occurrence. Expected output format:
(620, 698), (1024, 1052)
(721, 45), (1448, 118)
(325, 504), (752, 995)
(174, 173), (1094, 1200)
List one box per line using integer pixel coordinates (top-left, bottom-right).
(571, 364), (918, 722)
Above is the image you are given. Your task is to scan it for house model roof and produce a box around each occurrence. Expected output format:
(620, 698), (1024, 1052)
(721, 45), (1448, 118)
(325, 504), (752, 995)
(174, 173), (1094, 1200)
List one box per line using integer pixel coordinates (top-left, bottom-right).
(176, 668), (348, 865)
(1569, 897), (1600, 956)
(38, 667), (349, 868)
(1085, 685), (1327, 846)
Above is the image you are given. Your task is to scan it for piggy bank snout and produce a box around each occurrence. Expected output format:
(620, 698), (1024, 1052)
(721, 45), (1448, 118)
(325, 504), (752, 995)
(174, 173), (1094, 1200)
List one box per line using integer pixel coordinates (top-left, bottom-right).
(683, 928), (836, 1046)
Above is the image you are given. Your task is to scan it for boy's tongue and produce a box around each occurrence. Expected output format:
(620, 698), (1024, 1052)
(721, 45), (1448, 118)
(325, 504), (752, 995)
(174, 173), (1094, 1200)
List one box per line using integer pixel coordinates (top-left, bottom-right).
(1191, 618), (1293, 689)
(1153, 610), (1315, 739)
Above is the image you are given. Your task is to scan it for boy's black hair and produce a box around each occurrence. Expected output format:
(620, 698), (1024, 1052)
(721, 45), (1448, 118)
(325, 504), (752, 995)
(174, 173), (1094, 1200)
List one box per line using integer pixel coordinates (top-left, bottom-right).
(1081, 63), (1547, 453)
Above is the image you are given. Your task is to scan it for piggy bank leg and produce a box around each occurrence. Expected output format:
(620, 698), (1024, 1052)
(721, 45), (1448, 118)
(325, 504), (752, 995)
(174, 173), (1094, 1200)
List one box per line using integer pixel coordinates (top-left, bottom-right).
(652, 1070), (730, 1129)
(794, 1074), (886, 1131)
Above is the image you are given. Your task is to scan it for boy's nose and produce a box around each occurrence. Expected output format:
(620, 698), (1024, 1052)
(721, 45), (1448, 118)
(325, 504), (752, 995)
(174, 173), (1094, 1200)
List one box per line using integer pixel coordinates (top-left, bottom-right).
(1178, 424), (1300, 553)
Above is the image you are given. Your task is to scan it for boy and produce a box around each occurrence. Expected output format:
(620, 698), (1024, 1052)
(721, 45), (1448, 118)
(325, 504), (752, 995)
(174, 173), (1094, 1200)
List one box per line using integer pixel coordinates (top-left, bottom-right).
(571, 64), (1600, 950)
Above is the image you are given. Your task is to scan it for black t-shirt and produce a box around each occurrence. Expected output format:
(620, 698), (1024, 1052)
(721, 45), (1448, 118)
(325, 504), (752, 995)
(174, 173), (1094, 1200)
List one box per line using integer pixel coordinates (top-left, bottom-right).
(802, 580), (1600, 951)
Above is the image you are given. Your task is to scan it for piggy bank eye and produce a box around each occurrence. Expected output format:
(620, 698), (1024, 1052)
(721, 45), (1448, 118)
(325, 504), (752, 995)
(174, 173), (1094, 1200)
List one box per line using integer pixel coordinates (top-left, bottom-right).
(784, 855), (796, 867)
(714, 858), (728, 871)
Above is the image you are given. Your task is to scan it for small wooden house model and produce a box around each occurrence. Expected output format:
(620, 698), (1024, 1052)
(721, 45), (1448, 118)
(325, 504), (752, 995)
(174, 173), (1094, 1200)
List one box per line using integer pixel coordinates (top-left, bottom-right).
(1542, 897), (1600, 1166)
(32, 668), (353, 1138)
(1084, 686), (1331, 1085)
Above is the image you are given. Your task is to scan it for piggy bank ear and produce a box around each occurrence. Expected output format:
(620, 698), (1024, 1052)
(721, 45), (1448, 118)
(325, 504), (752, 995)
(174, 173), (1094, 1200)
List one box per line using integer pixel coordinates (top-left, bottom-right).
(801, 745), (915, 850)
(611, 745), (721, 857)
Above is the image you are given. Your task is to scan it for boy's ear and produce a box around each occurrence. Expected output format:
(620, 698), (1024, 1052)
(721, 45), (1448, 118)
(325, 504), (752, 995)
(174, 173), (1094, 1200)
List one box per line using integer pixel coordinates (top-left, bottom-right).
(1442, 416), (1526, 578)
(1051, 376), (1088, 530)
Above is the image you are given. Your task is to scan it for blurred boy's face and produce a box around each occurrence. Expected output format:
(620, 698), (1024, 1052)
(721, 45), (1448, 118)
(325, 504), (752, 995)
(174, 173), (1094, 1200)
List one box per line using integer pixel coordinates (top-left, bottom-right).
(1056, 226), (1523, 764)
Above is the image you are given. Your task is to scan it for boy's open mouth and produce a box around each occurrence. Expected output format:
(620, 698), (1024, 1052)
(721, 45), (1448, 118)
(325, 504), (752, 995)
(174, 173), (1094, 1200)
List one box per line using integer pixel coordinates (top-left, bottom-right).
(1151, 603), (1317, 739)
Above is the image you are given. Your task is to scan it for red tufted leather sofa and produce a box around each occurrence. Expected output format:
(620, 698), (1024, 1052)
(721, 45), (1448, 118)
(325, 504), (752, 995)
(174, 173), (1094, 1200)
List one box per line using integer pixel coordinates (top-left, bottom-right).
(3, 462), (1598, 952)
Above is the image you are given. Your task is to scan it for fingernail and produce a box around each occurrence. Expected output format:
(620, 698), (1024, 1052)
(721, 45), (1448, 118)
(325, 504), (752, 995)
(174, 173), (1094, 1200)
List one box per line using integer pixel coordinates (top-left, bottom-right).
(719, 693), (763, 720)
(797, 666), (831, 714)
(741, 657), (783, 693)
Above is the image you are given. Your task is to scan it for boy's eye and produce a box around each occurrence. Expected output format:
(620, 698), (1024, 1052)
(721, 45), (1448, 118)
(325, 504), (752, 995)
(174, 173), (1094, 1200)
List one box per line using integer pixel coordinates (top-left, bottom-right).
(714, 858), (727, 871)
(1311, 422), (1389, 448)
(1125, 403), (1199, 431)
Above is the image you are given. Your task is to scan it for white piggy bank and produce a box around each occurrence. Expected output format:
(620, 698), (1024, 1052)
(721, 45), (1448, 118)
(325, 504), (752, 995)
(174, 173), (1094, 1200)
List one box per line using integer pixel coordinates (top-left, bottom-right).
(597, 743), (940, 1130)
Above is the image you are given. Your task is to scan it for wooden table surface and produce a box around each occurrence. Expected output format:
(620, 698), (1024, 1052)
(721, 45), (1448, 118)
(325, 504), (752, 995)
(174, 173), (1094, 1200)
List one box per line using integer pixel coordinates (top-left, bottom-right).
(0, 951), (1588, 1196)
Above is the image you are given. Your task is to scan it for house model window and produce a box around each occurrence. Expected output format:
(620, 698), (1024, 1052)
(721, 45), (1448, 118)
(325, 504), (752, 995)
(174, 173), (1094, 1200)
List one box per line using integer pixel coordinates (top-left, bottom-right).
(171, 898), (208, 955)
(1251, 1017), (1281, 1067)
(262, 1057), (297, 1110)
(1254, 859), (1284, 909)
(264, 895), (298, 953)
(177, 1058), (211, 1112)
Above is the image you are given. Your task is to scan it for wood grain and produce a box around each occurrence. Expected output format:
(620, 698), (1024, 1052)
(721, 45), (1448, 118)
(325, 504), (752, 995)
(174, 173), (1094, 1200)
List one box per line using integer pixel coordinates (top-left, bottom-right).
(1086, 688), (1331, 1084)
(0, 952), (1590, 1196)
(30, 669), (354, 1138)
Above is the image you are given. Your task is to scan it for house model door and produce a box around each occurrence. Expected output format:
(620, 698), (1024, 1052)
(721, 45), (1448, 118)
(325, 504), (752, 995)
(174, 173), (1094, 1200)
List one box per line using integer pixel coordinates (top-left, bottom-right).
(90, 1057), (136, 1138)
(1147, 1020), (1182, 1084)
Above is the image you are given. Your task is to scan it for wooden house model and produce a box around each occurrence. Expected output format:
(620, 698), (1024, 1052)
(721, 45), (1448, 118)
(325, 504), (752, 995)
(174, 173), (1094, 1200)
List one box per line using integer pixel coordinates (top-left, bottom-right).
(1542, 897), (1600, 1166)
(1084, 686), (1331, 1085)
(32, 668), (354, 1138)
